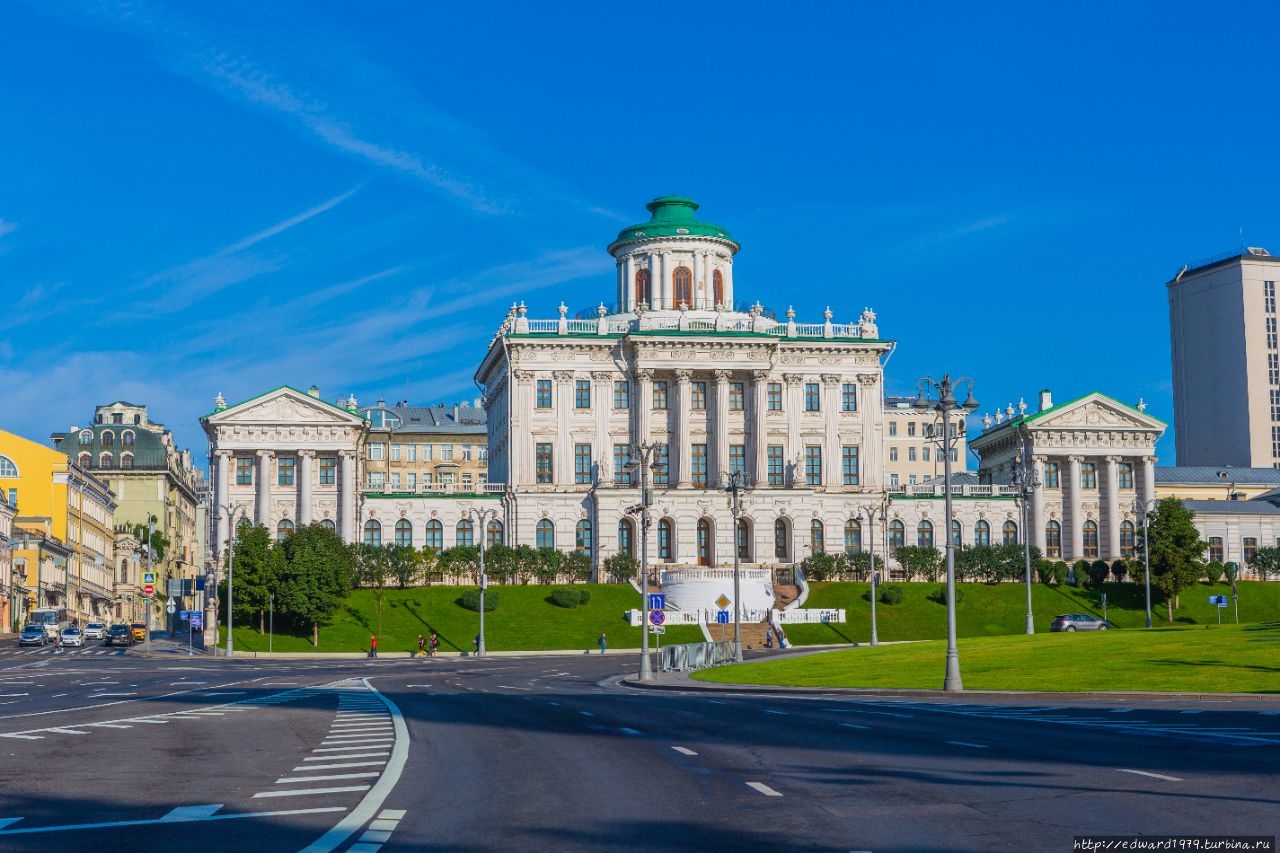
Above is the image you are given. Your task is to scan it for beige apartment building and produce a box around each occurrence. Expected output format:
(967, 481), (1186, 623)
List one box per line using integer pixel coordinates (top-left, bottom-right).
(360, 400), (489, 497)
(882, 396), (968, 487)
(1169, 248), (1280, 467)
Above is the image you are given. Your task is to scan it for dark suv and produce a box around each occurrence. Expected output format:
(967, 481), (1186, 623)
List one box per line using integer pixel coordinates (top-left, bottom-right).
(105, 623), (134, 647)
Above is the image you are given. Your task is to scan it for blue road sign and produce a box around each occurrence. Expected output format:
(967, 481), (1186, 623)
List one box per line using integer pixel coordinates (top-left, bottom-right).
(143, 572), (156, 585)
(648, 609), (666, 626)
(716, 610), (730, 624)
(648, 593), (666, 611)
(190, 612), (203, 630)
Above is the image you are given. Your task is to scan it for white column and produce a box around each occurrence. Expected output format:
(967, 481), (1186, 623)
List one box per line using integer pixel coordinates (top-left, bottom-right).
(298, 451), (314, 526)
(659, 252), (670, 309)
(784, 374), (803, 485)
(593, 371), (611, 483)
(858, 374), (879, 489)
(624, 255), (634, 309)
(636, 369), (653, 448)
(713, 370), (730, 479)
(691, 252), (702, 308)
(752, 371), (769, 487)
(215, 451), (230, 557)
(647, 254), (658, 309)
(256, 450), (273, 526)
(1105, 456), (1120, 560)
(513, 371), (533, 486)
(1067, 455), (1083, 561)
(554, 371), (574, 485)
(822, 374), (841, 488)
(340, 451), (356, 543)
(674, 370), (691, 487)
(1142, 456), (1157, 505)
(1031, 456), (1046, 553)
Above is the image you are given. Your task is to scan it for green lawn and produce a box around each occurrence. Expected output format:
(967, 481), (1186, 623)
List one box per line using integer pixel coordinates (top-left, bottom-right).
(228, 584), (702, 654)
(780, 580), (1280, 646)
(692, 622), (1280, 693)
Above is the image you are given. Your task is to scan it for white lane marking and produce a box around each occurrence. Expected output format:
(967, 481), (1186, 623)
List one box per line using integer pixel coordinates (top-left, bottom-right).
(839, 723), (869, 730)
(368, 818), (399, 830)
(276, 772), (381, 783)
(707, 700), (727, 705)
(497, 685), (533, 691)
(0, 733), (43, 740)
(253, 786), (372, 798)
(947, 741), (988, 749)
(202, 692), (247, 696)
(1109, 708), (1134, 714)
(170, 681), (208, 685)
(160, 805), (221, 821)
(0, 694), (29, 698)
(304, 751), (389, 761)
(293, 761), (387, 771)
(312, 746), (392, 754)
(763, 710), (787, 716)
(0, 819), (21, 829)
(579, 711), (594, 717)
(90, 723), (132, 729)
(0, 806), (346, 836)
(1179, 710), (1202, 715)
(330, 724), (392, 731)
(1259, 711), (1280, 716)
(46, 727), (89, 735)
(746, 782), (783, 797)
(1116, 768), (1183, 782)
(88, 693), (136, 698)
(321, 738), (394, 746)
(672, 747), (698, 756)
(619, 728), (642, 736)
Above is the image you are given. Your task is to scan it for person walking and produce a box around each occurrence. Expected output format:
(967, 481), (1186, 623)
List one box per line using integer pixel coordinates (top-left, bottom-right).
(369, 634), (378, 658)
(598, 632), (607, 654)
(417, 634), (426, 657)
(429, 632), (439, 657)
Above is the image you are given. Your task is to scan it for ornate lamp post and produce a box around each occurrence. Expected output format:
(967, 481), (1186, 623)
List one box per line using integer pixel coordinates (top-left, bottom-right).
(858, 493), (892, 647)
(914, 374), (979, 692)
(1134, 498), (1159, 629)
(627, 442), (664, 681)
(720, 470), (749, 662)
(214, 504), (248, 657)
(1011, 426), (1041, 635)
(467, 506), (500, 657)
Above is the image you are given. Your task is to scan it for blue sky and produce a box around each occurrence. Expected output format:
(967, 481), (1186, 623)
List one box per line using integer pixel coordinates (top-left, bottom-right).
(2, 1), (1277, 469)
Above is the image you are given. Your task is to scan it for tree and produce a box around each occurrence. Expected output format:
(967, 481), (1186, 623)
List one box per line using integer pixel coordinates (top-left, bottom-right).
(1110, 559), (1129, 583)
(277, 523), (354, 647)
(133, 517), (170, 565)
(1146, 498), (1206, 622)
(893, 546), (941, 582)
(842, 551), (873, 581)
(437, 546), (478, 584)
(229, 523), (282, 634)
(484, 544), (518, 586)
(1249, 546), (1280, 580)
(797, 552), (840, 581)
(534, 548), (564, 585)
(1203, 560), (1225, 585)
(602, 552), (637, 584)
(1071, 560), (1090, 587)
(513, 545), (539, 585)
(352, 544), (391, 639)
(1087, 560), (1110, 587)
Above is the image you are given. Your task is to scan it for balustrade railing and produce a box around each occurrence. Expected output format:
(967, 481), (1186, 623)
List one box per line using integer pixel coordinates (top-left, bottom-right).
(361, 483), (505, 496)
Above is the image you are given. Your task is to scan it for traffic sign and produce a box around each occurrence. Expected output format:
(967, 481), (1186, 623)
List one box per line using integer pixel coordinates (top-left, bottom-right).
(647, 593), (666, 611)
(143, 572), (156, 585)
(716, 610), (730, 624)
(143, 584), (155, 597)
(167, 596), (177, 606)
(190, 612), (203, 630)
(715, 593), (731, 610)
(648, 609), (666, 626)
(648, 625), (665, 634)
(166, 602), (177, 615)
(179, 610), (191, 621)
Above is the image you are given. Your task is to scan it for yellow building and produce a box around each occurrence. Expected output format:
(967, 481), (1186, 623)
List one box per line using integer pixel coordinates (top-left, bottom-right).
(0, 429), (117, 625)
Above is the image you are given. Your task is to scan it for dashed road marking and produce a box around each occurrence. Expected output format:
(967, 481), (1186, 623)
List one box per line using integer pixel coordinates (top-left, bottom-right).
(294, 761), (387, 771)
(672, 747), (698, 756)
(1117, 769), (1182, 782)
(946, 741), (988, 749)
(253, 785), (372, 798)
(839, 723), (869, 730)
(304, 752), (389, 761)
(619, 727), (642, 736)
(276, 772), (381, 784)
(746, 782), (783, 797)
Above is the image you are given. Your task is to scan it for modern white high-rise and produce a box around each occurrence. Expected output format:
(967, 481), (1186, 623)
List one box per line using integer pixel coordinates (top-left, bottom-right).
(1169, 248), (1280, 467)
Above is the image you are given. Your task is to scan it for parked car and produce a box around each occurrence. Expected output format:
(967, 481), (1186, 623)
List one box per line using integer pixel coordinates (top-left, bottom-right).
(105, 623), (133, 647)
(1050, 613), (1113, 632)
(18, 624), (48, 646)
(59, 627), (84, 647)
(130, 622), (147, 642)
(83, 622), (106, 640)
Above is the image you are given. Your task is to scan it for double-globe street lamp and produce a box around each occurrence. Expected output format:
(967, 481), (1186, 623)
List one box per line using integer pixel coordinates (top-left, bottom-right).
(467, 505), (500, 658)
(914, 374), (979, 693)
(857, 493), (893, 647)
(720, 470), (749, 663)
(1134, 497), (1159, 629)
(1011, 425), (1041, 635)
(215, 504), (248, 656)
(626, 442), (665, 682)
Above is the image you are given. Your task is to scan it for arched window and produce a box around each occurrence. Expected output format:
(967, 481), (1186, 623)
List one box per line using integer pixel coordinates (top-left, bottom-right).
(320, 519), (337, 532)
(99, 452), (114, 469)
(737, 518), (751, 560)
(78, 430), (92, 444)
(1045, 520), (1062, 558)
(487, 520), (504, 548)
(951, 518), (963, 547)
(536, 519), (555, 549)
(673, 265), (692, 307)
(0, 455), (17, 477)
(974, 519), (990, 547)
(1120, 520), (1135, 558)
(363, 519), (381, 548)
(424, 520), (444, 553)
(1003, 520), (1019, 546)
(120, 453), (134, 469)
(1083, 520), (1099, 558)
(810, 519), (825, 554)
(122, 430), (135, 447)
(456, 519), (474, 548)
(77, 453), (91, 468)
(713, 269), (724, 307)
(119, 559), (129, 584)
(576, 519), (593, 556)
(277, 519), (294, 540)
(395, 519), (413, 547)
(697, 518), (712, 566)
(774, 518), (790, 560)
(635, 267), (650, 306)
(617, 518), (634, 557)
(658, 519), (673, 560)
(917, 520), (934, 549)
(889, 519), (905, 550)
(101, 430), (114, 447)
(844, 518), (862, 554)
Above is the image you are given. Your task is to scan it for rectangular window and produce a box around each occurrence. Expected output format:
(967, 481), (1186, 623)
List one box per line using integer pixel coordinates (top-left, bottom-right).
(277, 456), (296, 486)
(841, 383), (857, 412)
(613, 381), (630, 409)
(1044, 461), (1060, 489)
(1272, 389), (1280, 422)
(1208, 537), (1224, 564)
(407, 472), (417, 490)
(1271, 353), (1280, 385)
(575, 379), (591, 409)
(7, 487), (16, 509)
(536, 379), (553, 408)
(767, 382), (782, 411)
(574, 443), (593, 484)
(535, 443), (553, 484)
(653, 444), (670, 485)
(235, 456), (253, 485)
(908, 474), (918, 485)
(804, 382), (821, 411)
(1274, 426), (1280, 458)
(908, 447), (917, 462)
(1267, 281), (1276, 313)
(889, 447), (898, 462)
(463, 445), (473, 461)
(319, 456), (336, 485)
(1080, 462), (1097, 489)
(908, 421), (917, 437)
(1244, 536), (1259, 565)
(421, 444), (433, 461)
(462, 473), (473, 491)
(729, 382), (745, 411)
(767, 445), (785, 486)
(422, 472), (433, 487)
(691, 444), (708, 487)
(441, 444), (454, 461)
(888, 421), (897, 436)
(1118, 462), (1134, 489)
(922, 446), (930, 462)
(614, 444), (632, 485)
(368, 471), (385, 489)
(406, 444), (417, 462)
(390, 472), (401, 490)
(368, 443), (385, 461)
(729, 444), (747, 476)
(691, 381), (707, 410)
(842, 446), (859, 485)
(1269, 316), (1278, 349)
(889, 473), (899, 487)
(804, 445), (822, 486)
(653, 381), (669, 410)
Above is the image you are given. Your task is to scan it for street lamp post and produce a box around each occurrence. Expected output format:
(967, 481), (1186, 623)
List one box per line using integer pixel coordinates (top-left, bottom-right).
(627, 442), (664, 681)
(914, 373), (979, 693)
(215, 504), (248, 657)
(467, 506), (500, 657)
(720, 470), (749, 662)
(859, 493), (892, 647)
(1134, 498), (1159, 629)
(1011, 426), (1041, 635)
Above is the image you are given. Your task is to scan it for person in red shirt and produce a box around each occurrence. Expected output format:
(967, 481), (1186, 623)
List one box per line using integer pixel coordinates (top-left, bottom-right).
(370, 635), (378, 658)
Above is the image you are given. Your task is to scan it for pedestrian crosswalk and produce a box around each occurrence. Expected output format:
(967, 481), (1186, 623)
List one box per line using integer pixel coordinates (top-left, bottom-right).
(0, 647), (129, 657)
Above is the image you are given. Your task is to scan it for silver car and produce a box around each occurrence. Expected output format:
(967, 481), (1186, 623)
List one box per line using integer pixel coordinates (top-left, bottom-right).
(1050, 613), (1113, 632)
(83, 622), (106, 640)
(59, 627), (84, 647)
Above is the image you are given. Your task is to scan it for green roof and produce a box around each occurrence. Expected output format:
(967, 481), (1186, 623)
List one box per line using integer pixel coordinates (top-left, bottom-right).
(608, 196), (739, 253)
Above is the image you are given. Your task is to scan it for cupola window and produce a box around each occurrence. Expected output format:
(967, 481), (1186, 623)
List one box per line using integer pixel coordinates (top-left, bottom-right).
(713, 269), (724, 307)
(673, 266), (692, 308)
(635, 268), (650, 305)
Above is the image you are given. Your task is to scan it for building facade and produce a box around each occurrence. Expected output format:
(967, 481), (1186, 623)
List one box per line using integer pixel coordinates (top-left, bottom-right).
(1168, 248), (1280, 467)
(882, 395), (968, 487)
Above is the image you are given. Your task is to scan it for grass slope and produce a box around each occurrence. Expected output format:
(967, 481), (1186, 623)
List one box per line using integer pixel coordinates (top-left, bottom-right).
(229, 584), (703, 654)
(692, 622), (1280, 693)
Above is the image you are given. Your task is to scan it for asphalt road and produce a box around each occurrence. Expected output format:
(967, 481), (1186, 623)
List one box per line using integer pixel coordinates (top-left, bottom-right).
(0, 642), (1275, 852)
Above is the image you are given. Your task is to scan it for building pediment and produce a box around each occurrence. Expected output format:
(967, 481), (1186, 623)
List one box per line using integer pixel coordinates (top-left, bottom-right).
(1030, 394), (1165, 434)
(205, 387), (366, 429)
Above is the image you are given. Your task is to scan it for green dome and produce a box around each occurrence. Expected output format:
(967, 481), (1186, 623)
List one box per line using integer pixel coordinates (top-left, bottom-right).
(608, 196), (738, 253)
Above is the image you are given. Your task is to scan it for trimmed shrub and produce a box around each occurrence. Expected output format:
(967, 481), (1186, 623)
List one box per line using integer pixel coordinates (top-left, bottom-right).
(1071, 560), (1090, 587)
(1110, 559), (1129, 583)
(928, 585), (965, 605)
(1204, 561), (1225, 585)
(550, 588), (589, 608)
(877, 584), (904, 605)
(1037, 559), (1055, 585)
(1051, 561), (1069, 586)
(1088, 560), (1110, 587)
(457, 589), (499, 612)
(577, 588), (591, 605)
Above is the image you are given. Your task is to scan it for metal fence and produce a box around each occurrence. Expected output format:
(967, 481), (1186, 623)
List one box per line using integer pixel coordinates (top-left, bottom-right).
(659, 640), (737, 672)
